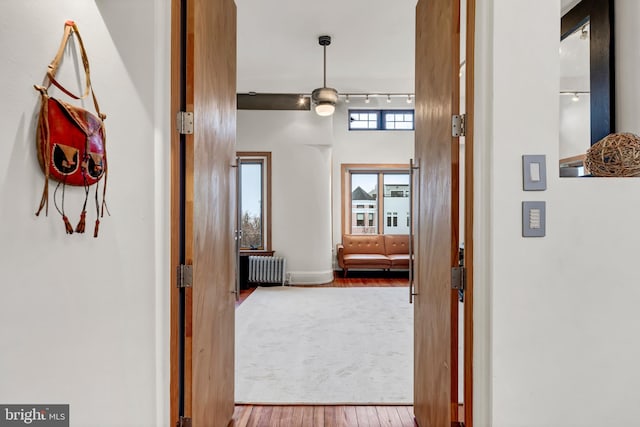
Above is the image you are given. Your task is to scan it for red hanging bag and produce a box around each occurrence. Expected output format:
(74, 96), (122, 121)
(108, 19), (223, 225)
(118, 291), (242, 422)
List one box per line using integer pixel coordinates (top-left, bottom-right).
(34, 21), (108, 237)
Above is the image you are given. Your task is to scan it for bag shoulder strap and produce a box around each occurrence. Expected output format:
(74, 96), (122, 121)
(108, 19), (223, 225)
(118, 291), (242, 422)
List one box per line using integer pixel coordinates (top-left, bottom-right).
(38, 21), (105, 120)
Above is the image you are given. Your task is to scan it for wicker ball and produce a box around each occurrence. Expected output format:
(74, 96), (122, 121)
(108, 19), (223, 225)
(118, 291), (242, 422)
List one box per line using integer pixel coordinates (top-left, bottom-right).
(584, 132), (640, 177)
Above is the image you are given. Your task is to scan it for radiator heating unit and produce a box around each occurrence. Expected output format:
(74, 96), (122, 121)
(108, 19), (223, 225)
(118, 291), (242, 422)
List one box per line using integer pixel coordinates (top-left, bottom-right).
(248, 256), (287, 285)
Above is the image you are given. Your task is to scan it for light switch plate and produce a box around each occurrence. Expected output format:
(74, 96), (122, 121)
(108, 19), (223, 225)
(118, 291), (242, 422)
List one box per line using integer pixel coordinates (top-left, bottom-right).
(522, 201), (546, 237)
(522, 155), (547, 191)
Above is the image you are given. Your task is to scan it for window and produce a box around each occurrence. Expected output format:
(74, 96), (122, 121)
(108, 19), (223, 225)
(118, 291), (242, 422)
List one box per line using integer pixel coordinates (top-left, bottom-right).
(348, 109), (414, 131)
(349, 111), (379, 129)
(350, 173), (378, 234)
(386, 212), (398, 227)
(383, 111), (415, 130)
(342, 164), (410, 236)
(237, 152), (271, 250)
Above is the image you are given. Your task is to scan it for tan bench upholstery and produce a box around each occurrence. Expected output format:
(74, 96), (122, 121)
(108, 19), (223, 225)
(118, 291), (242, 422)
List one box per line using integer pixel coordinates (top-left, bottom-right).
(336, 234), (410, 277)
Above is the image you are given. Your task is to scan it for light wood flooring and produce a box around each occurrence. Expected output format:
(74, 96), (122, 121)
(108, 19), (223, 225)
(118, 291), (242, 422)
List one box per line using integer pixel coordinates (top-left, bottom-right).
(233, 271), (413, 427)
(230, 405), (416, 427)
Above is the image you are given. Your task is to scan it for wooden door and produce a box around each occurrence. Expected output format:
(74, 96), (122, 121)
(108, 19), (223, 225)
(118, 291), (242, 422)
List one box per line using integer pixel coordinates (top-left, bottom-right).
(413, 0), (463, 425)
(170, 0), (237, 426)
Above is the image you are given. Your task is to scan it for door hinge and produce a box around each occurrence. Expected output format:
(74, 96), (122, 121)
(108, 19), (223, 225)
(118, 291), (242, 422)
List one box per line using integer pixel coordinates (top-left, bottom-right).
(451, 266), (466, 291)
(177, 264), (193, 288)
(452, 113), (466, 137)
(176, 417), (192, 427)
(176, 111), (194, 135)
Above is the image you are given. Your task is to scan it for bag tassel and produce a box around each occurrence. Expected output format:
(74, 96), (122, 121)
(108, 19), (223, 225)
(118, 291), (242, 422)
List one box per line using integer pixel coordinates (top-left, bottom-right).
(93, 181), (101, 238)
(62, 215), (74, 234)
(35, 178), (49, 217)
(76, 210), (87, 233)
(93, 219), (100, 238)
(75, 173), (90, 234)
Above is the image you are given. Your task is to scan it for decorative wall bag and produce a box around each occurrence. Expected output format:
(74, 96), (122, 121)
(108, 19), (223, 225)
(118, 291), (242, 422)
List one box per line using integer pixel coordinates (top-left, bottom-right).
(34, 21), (108, 237)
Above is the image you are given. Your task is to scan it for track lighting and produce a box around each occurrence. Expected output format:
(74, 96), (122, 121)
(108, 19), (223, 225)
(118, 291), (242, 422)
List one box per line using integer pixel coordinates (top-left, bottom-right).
(560, 91), (589, 101)
(337, 93), (415, 104)
(580, 24), (589, 40)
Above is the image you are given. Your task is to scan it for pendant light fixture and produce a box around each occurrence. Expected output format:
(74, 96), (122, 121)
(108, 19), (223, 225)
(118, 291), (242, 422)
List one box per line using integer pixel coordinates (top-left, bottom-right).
(311, 35), (338, 117)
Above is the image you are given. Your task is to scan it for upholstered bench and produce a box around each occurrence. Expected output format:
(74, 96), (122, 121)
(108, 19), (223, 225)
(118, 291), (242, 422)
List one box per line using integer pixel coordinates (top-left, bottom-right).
(336, 234), (410, 277)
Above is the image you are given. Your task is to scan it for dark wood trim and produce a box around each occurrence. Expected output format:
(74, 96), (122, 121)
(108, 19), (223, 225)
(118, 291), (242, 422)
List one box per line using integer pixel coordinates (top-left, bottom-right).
(561, 0), (615, 145)
(464, 1), (475, 426)
(341, 164), (348, 237)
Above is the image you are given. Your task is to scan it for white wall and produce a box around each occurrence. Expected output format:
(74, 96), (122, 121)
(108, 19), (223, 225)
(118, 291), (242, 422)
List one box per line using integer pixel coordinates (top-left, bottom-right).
(237, 110), (334, 284)
(474, 0), (640, 425)
(0, 2), (170, 426)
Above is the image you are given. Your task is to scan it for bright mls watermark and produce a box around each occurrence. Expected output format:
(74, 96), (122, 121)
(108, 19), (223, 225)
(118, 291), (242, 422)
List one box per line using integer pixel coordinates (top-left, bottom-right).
(0, 405), (68, 426)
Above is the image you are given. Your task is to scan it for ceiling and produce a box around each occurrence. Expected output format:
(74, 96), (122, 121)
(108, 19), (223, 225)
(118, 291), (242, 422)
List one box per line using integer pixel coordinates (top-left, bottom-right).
(236, 0), (418, 95)
(561, 0), (582, 16)
(236, 0), (581, 96)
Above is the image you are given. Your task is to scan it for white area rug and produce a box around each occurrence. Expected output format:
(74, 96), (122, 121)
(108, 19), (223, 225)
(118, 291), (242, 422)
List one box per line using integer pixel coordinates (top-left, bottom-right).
(235, 286), (413, 404)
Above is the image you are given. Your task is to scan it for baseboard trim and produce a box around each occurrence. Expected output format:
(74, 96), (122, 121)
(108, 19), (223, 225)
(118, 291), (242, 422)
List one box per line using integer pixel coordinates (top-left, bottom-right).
(288, 270), (334, 285)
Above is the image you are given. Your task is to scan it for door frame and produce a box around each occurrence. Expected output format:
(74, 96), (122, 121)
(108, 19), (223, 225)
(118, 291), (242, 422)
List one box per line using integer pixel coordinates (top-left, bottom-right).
(464, 1), (476, 425)
(169, 0), (186, 424)
(167, 0), (477, 425)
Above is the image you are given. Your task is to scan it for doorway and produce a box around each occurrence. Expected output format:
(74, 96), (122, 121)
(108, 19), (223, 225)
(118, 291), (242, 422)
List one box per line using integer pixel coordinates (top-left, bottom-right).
(172, 0), (473, 424)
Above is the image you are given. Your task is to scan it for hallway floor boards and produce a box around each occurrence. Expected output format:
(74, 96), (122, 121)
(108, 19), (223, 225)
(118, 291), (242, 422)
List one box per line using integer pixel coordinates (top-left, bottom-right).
(233, 272), (414, 426)
(231, 405), (416, 427)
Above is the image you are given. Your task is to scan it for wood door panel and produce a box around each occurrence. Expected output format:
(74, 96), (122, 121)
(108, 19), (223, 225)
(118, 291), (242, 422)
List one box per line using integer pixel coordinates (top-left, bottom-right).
(190, 0), (237, 425)
(169, 0), (237, 424)
(414, 0), (460, 425)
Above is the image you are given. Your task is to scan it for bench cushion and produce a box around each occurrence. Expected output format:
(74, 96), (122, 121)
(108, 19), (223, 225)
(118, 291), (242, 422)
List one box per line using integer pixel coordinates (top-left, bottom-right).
(384, 235), (410, 255)
(343, 253), (392, 268)
(388, 254), (410, 268)
(342, 234), (386, 255)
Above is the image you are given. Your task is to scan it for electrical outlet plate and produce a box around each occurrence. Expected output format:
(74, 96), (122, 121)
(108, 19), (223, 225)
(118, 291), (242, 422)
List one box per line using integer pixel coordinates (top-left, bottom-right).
(522, 155), (547, 191)
(522, 201), (546, 237)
